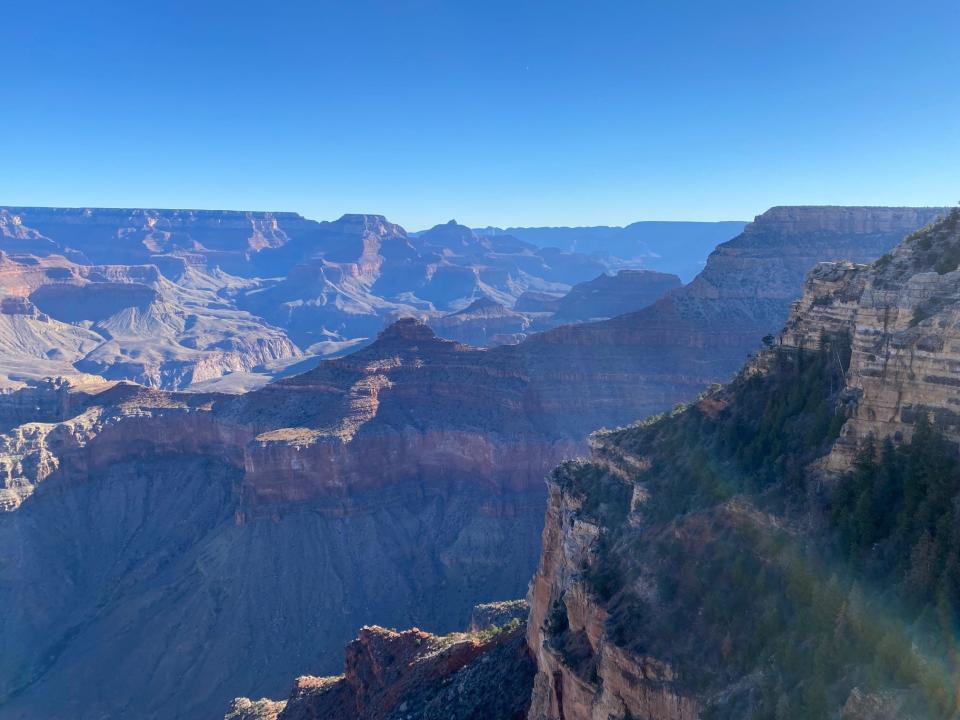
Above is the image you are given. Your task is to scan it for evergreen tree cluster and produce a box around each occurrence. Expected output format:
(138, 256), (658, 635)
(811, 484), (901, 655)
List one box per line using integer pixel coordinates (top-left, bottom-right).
(564, 333), (960, 718)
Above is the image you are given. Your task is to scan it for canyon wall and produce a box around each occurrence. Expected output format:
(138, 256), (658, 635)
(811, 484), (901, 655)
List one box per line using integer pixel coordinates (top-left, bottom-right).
(506, 206), (949, 435)
(0, 206), (950, 719)
(0, 322), (568, 719)
(524, 208), (960, 720)
(780, 209), (960, 470)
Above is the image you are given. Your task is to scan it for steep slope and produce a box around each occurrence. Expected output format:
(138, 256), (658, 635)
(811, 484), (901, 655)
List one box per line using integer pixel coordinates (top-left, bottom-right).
(225, 618), (534, 720)
(507, 206), (949, 435)
(0, 321), (576, 720)
(547, 269), (681, 324)
(527, 208), (960, 720)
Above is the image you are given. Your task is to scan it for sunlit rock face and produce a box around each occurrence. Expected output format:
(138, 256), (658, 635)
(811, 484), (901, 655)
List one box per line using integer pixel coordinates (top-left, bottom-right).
(506, 206), (949, 436)
(780, 208), (960, 471)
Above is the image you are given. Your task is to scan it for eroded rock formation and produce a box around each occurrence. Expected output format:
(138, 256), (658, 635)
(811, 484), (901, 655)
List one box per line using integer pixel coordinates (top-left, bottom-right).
(780, 209), (960, 470)
(1, 206), (950, 720)
(0, 321), (569, 719)
(524, 209), (960, 720)
(225, 620), (535, 720)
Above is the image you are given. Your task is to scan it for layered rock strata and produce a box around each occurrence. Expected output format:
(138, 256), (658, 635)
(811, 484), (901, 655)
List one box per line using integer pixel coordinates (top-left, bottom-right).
(0, 321), (570, 719)
(524, 208), (960, 720)
(779, 209), (960, 469)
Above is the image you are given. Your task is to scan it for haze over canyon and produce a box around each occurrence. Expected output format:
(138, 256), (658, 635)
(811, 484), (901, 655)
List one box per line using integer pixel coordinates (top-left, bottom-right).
(0, 204), (951, 719)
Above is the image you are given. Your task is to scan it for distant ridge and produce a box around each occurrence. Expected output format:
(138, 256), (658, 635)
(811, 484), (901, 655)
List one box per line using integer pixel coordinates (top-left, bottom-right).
(471, 220), (748, 282)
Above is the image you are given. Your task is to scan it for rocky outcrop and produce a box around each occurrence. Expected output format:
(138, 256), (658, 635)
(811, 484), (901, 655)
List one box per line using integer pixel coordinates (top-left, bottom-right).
(526, 475), (701, 720)
(224, 698), (287, 720)
(469, 599), (529, 632)
(506, 206), (950, 434)
(227, 621), (534, 720)
(779, 209), (960, 470)
(524, 209), (960, 720)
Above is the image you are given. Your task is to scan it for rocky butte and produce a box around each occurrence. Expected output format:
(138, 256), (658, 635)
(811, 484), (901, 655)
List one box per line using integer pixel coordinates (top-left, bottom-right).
(0, 205), (950, 719)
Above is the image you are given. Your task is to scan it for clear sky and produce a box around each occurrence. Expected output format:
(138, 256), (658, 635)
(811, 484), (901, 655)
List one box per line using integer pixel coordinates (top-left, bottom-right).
(2, 0), (958, 230)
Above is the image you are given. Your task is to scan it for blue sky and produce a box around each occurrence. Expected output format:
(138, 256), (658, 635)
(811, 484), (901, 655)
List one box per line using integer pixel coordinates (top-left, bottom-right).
(2, 0), (958, 229)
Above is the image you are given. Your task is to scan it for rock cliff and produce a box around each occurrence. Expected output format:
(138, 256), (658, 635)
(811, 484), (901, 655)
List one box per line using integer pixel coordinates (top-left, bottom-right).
(0, 321), (570, 719)
(1, 206), (951, 719)
(508, 206), (949, 434)
(225, 618), (534, 720)
(525, 208), (960, 720)
(780, 209), (960, 470)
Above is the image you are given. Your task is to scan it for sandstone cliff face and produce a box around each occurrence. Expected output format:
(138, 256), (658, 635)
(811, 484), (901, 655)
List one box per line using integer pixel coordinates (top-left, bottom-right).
(779, 209), (960, 470)
(526, 473), (700, 720)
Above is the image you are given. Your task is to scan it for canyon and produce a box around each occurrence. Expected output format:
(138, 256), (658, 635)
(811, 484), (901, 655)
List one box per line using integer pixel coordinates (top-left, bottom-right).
(0, 205), (949, 720)
(0, 209), (721, 391)
(221, 207), (960, 720)
(524, 207), (960, 719)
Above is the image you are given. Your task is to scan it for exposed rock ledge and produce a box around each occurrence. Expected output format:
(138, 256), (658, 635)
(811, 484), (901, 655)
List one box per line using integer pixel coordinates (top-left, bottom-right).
(224, 613), (535, 720)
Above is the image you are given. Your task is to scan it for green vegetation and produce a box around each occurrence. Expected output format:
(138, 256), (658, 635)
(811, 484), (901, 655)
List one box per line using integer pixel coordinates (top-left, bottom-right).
(553, 460), (632, 529)
(613, 332), (850, 521)
(911, 303), (934, 326)
(472, 617), (523, 641)
(832, 418), (960, 624)
(906, 208), (960, 274)
(934, 244), (960, 274)
(570, 332), (960, 718)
